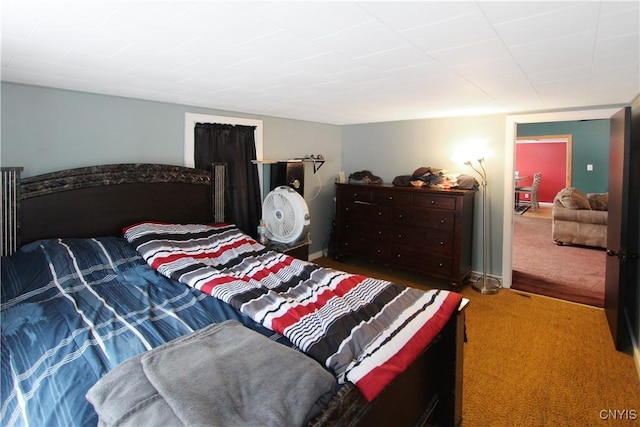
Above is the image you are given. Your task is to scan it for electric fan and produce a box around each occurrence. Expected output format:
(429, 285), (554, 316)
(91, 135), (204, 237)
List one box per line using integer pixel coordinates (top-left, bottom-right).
(262, 186), (310, 244)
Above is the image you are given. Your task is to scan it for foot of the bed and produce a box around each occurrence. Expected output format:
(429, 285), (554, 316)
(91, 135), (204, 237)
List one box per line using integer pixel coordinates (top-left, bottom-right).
(310, 302), (466, 427)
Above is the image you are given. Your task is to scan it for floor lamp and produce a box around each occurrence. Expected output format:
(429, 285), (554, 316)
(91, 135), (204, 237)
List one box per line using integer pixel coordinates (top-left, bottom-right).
(465, 158), (501, 294)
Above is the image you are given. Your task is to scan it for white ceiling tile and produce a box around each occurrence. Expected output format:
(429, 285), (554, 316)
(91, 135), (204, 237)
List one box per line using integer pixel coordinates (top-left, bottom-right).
(235, 29), (330, 63)
(353, 44), (433, 71)
(597, 5), (640, 40)
(256, 1), (373, 40)
(589, 65), (640, 103)
(510, 32), (598, 74)
(1, 3), (42, 39)
(536, 77), (591, 105)
(1, 36), (68, 63)
(381, 61), (451, 82)
(528, 65), (593, 85)
(1, 1), (638, 125)
(428, 39), (510, 68)
(600, 1), (640, 16)
(594, 33), (640, 68)
(451, 57), (543, 107)
(288, 50), (363, 75)
(493, 2), (600, 47)
(359, 2), (481, 31)
(311, 19), (409, 58)
(478, 1), (588, 25)
(402, 10), (497, 53)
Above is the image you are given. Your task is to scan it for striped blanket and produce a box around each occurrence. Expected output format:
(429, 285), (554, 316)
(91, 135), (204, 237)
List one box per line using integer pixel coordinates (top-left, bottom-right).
(124, 222), (462, 401)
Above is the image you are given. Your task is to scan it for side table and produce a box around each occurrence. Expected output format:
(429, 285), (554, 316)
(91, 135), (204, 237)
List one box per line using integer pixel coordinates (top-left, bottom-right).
(267, 239), (309, 261)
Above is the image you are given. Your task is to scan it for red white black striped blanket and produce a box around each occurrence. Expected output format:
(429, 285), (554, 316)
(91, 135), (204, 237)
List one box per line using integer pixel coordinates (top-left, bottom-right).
(124, 222), (462, 401)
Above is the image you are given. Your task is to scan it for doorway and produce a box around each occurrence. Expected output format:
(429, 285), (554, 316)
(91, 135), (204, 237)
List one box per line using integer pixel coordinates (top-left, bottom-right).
(510, 133), (607, 306)
(502, 108), (620, 291)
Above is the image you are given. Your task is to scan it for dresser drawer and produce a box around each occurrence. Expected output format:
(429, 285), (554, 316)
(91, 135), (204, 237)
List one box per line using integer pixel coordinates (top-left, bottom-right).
(339, 236), (389, 260)
(392, 227), (454, 255)
(413, 193), (457, 210)
(372, 190), (412, 206)
(394, 207), (455, 232)
(360, 221), (390, 240)
(338, 187), (372, 203)
(361, 241), (389, 259)
(343, 202), (391, 224)
(390, 246), (453, 277)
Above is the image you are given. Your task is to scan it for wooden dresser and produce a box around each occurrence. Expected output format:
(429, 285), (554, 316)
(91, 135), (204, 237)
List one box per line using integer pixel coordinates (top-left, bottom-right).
(334, 183), (475, 287)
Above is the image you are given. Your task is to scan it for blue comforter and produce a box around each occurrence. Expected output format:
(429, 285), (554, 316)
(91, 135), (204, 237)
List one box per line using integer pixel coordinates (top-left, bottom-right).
(0, 237), (293, 427)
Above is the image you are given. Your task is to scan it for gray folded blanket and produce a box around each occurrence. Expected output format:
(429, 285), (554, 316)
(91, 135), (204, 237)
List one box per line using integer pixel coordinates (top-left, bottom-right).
(86, 321), (336, 427)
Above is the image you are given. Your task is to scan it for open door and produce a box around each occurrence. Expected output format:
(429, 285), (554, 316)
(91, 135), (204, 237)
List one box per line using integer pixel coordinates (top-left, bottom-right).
(605, 107), (638, 351)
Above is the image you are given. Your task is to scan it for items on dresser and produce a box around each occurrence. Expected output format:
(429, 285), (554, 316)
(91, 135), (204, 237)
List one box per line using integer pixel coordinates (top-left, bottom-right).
(334, 183), (475, 287)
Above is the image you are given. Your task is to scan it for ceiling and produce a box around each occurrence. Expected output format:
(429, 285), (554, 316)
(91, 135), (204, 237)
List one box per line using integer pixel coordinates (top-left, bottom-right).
(2, 1), (639, 125)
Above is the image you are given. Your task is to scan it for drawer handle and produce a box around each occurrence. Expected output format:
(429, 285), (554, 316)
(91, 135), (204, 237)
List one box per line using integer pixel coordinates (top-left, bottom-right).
(378, 212), (383, 216)
(430, 200), (436, 204)
(345, 207), (349, 211)
(398, 214), (403, 218)
(438, 262), (443, 267)
(389, 196), (393, 200)
(439, 241), (444, 245)
(345, 225), (350, 229)
(398, 234), (402, 238)
(377, 249), (381, 253)
(377, 231), (382, 235)
(440, 219), (445, 224)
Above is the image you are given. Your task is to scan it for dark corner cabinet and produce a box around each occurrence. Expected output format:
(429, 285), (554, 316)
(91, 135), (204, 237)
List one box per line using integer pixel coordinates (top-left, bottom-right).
(334, 183), (475, 287)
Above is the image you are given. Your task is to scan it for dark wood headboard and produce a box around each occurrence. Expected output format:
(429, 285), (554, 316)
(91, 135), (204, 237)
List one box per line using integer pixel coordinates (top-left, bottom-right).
(1, 163), (225, 254)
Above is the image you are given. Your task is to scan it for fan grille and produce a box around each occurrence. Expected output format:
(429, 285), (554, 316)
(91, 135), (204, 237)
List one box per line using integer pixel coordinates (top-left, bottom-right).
(262, 186), (310, 244)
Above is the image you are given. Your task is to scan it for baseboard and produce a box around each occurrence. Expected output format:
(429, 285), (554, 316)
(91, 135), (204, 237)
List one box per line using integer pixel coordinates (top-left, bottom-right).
(309, 249), (323, 261)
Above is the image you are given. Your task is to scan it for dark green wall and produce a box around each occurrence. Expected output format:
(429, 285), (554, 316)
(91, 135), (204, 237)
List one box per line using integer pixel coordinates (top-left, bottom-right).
(517, 119), (610, 193)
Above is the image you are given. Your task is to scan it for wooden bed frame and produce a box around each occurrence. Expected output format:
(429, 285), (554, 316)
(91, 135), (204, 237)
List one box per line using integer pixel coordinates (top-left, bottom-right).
(2, 163), (465, 427)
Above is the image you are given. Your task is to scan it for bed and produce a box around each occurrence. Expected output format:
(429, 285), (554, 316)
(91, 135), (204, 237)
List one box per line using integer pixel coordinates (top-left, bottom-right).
(1, 163), (466, 427)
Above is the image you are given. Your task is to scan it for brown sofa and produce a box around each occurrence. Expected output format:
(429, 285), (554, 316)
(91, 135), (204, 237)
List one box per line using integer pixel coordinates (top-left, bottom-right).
(552, 187), (608, 248)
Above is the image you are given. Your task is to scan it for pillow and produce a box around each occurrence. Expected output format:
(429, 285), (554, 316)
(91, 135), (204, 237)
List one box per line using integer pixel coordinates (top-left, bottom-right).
(123, 222), (262, 271)
(587, 193), (608, 211)
(555, 187), (591, 210)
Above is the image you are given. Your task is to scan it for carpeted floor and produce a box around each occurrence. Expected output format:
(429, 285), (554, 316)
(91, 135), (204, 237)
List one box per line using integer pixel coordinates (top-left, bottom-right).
(512, 215), (605, 307)
(312, 256), (640, 427)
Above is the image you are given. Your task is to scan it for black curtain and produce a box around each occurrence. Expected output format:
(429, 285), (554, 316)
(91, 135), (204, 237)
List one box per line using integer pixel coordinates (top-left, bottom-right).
(194, 123), (261, 238)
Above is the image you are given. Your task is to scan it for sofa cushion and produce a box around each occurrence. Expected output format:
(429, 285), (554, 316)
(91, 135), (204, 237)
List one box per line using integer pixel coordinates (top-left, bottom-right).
(554, 187), (591, 210)
(553, 206), (608, 225)
(587, 193), (608, 211)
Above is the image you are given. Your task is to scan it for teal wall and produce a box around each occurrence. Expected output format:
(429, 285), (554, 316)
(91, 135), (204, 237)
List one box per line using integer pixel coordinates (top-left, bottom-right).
(1, 83), (185, 176)
(517, 120), (610, 193)
(2, 82), (633, 280)
(0, 82), (342, 257)
(342, 115), (507, 277)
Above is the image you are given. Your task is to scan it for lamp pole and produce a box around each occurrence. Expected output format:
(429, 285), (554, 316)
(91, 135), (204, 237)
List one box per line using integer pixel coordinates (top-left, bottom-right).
(466, 158), (501, 294)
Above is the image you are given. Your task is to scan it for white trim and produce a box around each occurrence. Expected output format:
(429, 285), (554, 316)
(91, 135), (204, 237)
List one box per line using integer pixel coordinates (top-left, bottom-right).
(502, 108), (620, 288)
(516, 138), (568, 144)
